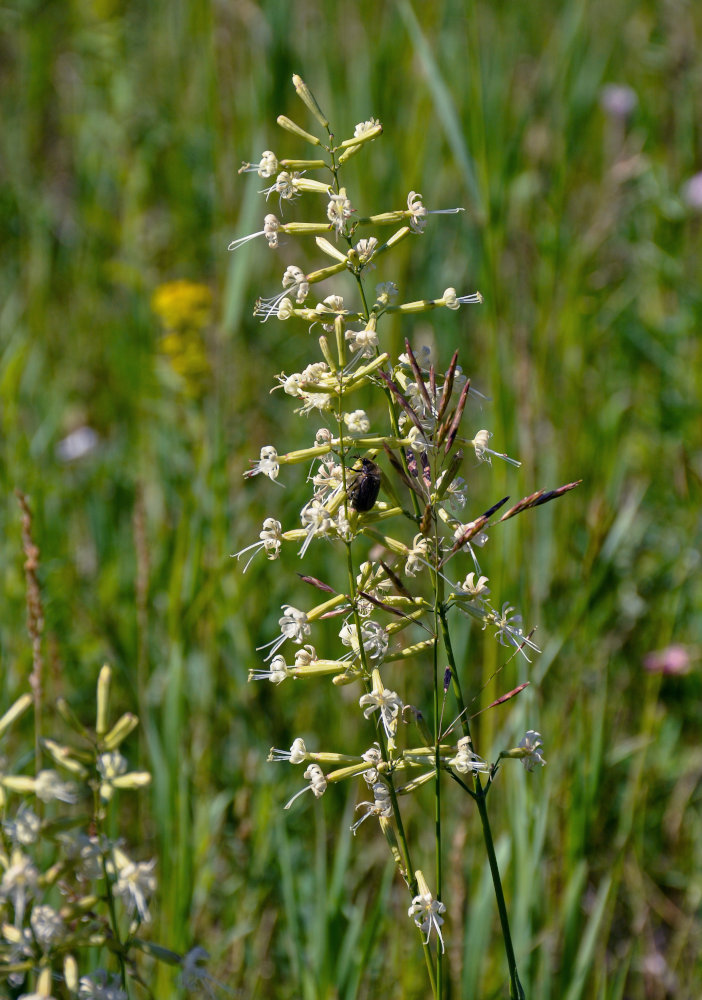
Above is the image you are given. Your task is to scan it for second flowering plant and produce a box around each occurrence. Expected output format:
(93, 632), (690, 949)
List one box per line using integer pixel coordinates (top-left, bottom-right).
(233, 74), (577, 999)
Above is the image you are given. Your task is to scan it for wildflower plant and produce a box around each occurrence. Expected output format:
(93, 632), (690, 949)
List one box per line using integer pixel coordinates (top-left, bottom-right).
(234, 74), (579, 999)
(1, 539), (210, 1000)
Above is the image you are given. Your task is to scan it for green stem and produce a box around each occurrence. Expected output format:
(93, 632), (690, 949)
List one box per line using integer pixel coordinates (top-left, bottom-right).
(439, 607), (525, 999)
(431, 531), (444, 995)
(474, 783), (525, 1000)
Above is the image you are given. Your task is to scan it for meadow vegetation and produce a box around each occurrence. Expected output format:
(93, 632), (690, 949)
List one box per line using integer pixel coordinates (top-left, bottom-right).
(1, 1), (700, 997)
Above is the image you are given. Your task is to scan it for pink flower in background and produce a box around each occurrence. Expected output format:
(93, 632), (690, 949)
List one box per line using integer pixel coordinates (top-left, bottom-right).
(682, 172), (702, 210)
(642, 644), (692, 676)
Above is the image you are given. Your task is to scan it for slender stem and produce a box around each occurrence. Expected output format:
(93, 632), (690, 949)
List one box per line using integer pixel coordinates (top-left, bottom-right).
(438, 608), (471, 743)
(474, 782), (525, 1000)
(423, 944), (438, 999)
(439, 606), (525, 998)
(96, 783), (130, 997)
(431, 527), (444, 995)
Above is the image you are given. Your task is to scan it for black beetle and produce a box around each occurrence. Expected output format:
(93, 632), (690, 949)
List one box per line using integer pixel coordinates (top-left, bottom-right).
(348, 458), (382, 512)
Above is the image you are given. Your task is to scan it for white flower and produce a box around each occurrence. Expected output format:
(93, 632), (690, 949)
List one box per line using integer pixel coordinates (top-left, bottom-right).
(34, 769), (78, 804)
(472, 428), (492, 461)
(293, 645), (318, 667)
(30, 904), (65, 949)
(453, 522), (488, 550)
(375, 281), (398, 304)
(299, 500), (332, 556)
(406, 425), (432, 454)
(78, 969), (127, 1000)
(343, 409), (370, 434)
(351, 782), (393, 833)
(0, 849), (39, 924)
(359, 680), (402, 740)
(442, 287), (483, 309)
(405, 381), (432, 419)
(57, 831), (105, 881)
(345, 321), (379, 357)
(300, 361), (328, 384)
(260, 518), (283, 558)
(280, 605), (311, 642)
(354, 237), (378, 269)
(295, 391), (333, 416)
(471, 429), (520, 467)
(254, 265), (310, 321)
(450, 737), (489, 775)
(248, 654), (291, 684)
(458, 572), (490, 600)
(489, 602), (540, 659)
(434, 471), (467, 510)
(340, 621), (388, 662)
(3, 804), (41, 846)
(361, 621), (389, 661)
(312, 456), (343, 498)
(257, 150), (279, 177)
(407, 191), (464, 234)
(405, 534), (429, 576)
(361, 745), (382, 785)
(238, 150), (279, 178)
(97, 751), (127, 781)
(518, 730), (547, 771)
(244, 445), (281, 482)
(263, 213), (281, 245)
(284, 763), (328, 810)
(327, 187), (354, 233)
(407, 190), (428, 233)
(269, 738), (308, 763)
(97, 751), (135, 801)
(281, 373), (310, 395)
(333, 507), (352, 541)
(263, 169), (301, 203)
(112, 850), (156, 922)
(282, 264), (309, 302)
(228, 213), (281, 251)
(315, 295), (345, 330)
(408, 871), (446, 952)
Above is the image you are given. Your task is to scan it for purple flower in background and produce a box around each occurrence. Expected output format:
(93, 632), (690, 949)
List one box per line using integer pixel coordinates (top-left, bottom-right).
(599, 84), (638, 120)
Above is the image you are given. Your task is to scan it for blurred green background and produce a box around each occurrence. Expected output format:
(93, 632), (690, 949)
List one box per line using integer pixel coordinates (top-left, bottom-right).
(1, 0), (701, 996)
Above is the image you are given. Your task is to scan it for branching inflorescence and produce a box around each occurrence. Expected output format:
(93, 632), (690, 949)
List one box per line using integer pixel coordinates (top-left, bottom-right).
(234, 74), (579, 1000)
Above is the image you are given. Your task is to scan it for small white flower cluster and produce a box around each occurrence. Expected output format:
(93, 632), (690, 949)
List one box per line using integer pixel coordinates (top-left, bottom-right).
(0, 669), (211, 997)
(235, 74), (554, 964)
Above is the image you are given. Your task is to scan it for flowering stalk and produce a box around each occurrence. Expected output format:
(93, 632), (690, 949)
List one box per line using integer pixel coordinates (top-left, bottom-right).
(235, 74), (578, 999)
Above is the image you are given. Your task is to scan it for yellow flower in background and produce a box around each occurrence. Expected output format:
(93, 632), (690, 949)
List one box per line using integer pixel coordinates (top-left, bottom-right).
(151, 281), (212, 397)
(151, 280), (212, 331)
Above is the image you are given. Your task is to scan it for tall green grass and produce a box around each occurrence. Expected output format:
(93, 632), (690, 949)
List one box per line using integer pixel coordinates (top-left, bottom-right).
(1, 0), (700, 996)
